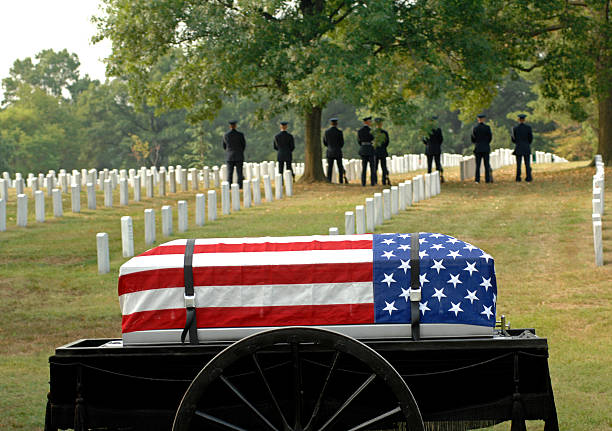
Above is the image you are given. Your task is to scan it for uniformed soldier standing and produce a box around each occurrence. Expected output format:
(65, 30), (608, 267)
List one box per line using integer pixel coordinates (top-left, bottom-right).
(274, 121), (295, 178)
(423, 116), (444, 182)
(323, 118), (345, 183)
(358, 116), (376, 186)
(373, 118), (391, 185)
(223, 120), (246, 188)
(471, 114), (492, 183)
(511, 114), (533, 182)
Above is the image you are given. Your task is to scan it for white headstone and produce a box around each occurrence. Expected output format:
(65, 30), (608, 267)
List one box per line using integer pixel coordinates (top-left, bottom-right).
(355, 205), (365, 234)
(96, 232), (110, 274)
(162, 205), (173, 236)
(329, 227), (339, 235)
(592, 199), (601, 216)
(16, 194), (27, 227)
(146, 172), (154, 198)
(15, 177), (25, 195)
(0, 179), (7, 202)
(158, 171), (166, 197)
(178, 200), (188, 232)
(202, 167), (210, 189)
(593, 220), (603, 266)
(195, 193), (206, 226)
(144, 209), (156, 246)
(119, 178), (129, 206)
(243, 180), (251, 208)
(374, 193), (383, 226)
(208, 190), (217, 221)
(284, 170), (293, 197)
(86, 183), (96, 210)
(275, 173), (283, 200)
(104, 179), (113, 207)
(52, 189), (63, 217)
(252, 178), (261, 205)
(405, 180), (413, 206)
(35, 190), (45, 222)
(169, 170), (177, 194)
(593, 187), (603, 216)
(264, 175), (274, 202)
(0, 198), (5, 232)
(412, 176), (421, 203)
(190, 168), (198, 191)
(71, 185), (80, 213)
(121, 216), (134, 258)
(133, 175), (141, 202)
(382, 189), (391, 220)
(398, 183), (406, 211)
(345, 211), (355, 235)
(181, 169), (188, 192)
(221, 181), (231, 215)
(231, 183), (241, 211)
(391, 186), (399, 215)
(212, 166), (220, 187)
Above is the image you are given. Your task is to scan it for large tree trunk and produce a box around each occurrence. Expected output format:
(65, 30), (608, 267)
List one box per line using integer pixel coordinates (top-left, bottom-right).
(597, 83), (612, 164)
(299, 106), (326, 182)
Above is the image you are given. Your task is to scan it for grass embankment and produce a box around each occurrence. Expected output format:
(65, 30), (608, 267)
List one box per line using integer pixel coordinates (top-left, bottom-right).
(0, 161), (610, 430)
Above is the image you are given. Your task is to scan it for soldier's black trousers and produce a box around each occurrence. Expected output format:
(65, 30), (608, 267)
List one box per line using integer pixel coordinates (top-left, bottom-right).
(474, 152), (491, 183)
(226, 161), (244, 188)
(278, 160), (294, 177)
(361, 155), (377, 186)
(515, 154), (532, 181)
(375, 156), (389, 184)
(327, 156), (344, 183)
(427, 154), (443, 174)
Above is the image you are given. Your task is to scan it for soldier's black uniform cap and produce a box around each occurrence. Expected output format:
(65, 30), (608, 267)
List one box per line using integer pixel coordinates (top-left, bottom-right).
(518, 114), (527, 119)
(280, 121), (288, 125)
(330, 117), (338, 122)
(363, 116), (372, 121)
(477, 114), (486, 118)
(374, 117), (383, 122)
(229, 120), (238, 125)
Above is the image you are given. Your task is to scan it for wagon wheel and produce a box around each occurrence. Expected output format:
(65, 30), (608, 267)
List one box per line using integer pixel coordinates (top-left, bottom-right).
(173, 327), (424, 431)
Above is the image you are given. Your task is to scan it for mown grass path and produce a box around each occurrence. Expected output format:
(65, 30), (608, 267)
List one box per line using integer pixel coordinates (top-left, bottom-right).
(0, 161), (610, 430)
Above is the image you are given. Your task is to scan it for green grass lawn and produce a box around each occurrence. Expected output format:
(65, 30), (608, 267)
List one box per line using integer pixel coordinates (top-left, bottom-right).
(0, 161), (610, 430)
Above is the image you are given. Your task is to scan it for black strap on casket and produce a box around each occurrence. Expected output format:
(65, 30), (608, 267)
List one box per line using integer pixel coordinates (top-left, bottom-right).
(181, 239), (198, 345)
(410, 232), (421, 341)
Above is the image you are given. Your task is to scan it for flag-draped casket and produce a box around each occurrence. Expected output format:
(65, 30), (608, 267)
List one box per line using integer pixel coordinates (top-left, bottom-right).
(118, 233), (498, 345)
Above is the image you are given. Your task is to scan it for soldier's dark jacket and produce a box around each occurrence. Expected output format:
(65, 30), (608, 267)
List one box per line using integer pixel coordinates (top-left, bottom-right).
(358, 125), (375, 157)
(423, 128), (443, 155)
(471, 123), (492, 153)
(274, 131), (295, 161)
(373, 128), (390, 158)
(323, 126), (344, 158)
(223, 129), (246, 162)
(511, 123), (533, 156)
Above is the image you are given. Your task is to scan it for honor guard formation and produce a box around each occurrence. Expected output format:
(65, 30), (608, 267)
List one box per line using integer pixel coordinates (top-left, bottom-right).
(223, 113), (537, 186)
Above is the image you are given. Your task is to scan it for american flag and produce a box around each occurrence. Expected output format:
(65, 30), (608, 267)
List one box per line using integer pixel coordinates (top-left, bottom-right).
(118, 234), (496, 343)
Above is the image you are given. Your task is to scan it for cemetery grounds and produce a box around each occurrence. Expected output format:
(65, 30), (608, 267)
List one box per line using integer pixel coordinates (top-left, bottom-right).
(0, 161), (610, 430)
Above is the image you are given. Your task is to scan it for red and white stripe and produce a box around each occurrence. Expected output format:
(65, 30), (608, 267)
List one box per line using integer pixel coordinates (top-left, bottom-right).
(119, 235), (375, 334)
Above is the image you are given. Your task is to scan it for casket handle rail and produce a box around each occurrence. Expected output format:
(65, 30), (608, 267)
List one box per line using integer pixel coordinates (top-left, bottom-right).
(181, 238), (199, 345)
(410, 232), (421, 341)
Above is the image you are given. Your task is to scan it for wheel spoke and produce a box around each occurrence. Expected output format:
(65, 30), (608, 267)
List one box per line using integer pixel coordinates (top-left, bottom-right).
(304, 350), (340, 431)
(220, 374), (280, 431)
(292, 342), (302, 429)
(346, 406), (402, 431)
(194, 410), (249, 431)
(316, 373), (377, 431)
(252, 353), (291, 430)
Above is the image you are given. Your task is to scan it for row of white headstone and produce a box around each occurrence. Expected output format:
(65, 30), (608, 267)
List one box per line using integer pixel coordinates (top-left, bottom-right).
(0, 163), (297, 229)
(324, 153), (466, 183)
(593, 155), (605, 266)
(96, 171), (295, 273)
(328, 171), (441, 236)
(458, 148), (569, 181)
(0, 161), (301, 199)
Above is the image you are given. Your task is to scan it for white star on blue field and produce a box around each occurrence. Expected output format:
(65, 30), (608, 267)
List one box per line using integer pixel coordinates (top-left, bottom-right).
(373, 233), (497, 326)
